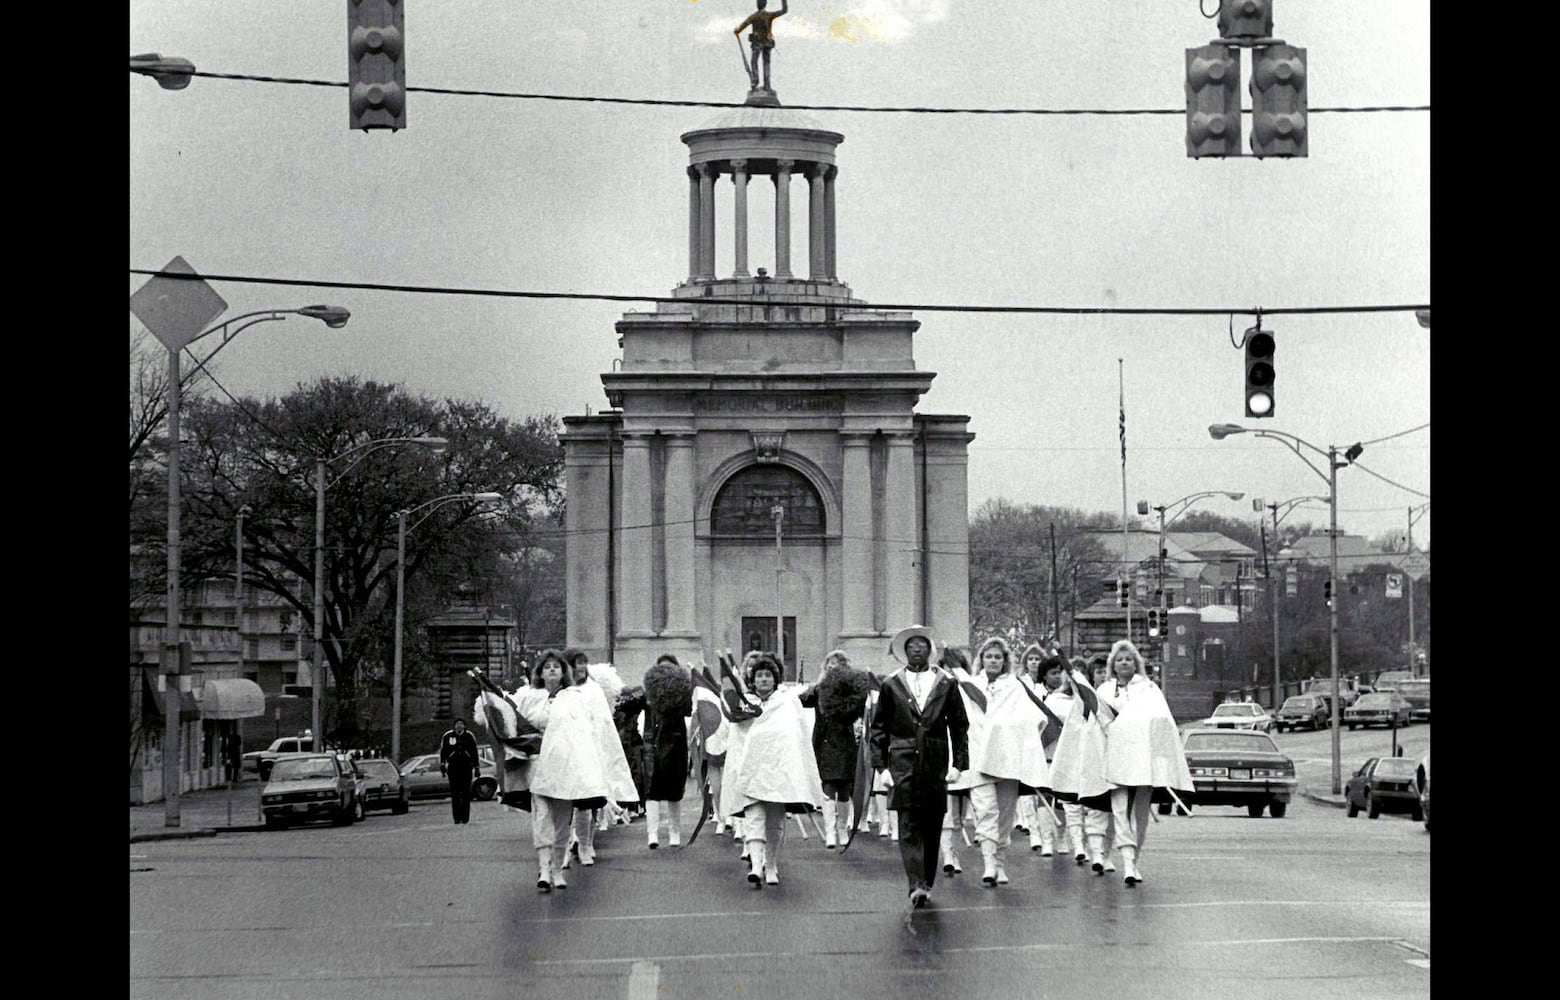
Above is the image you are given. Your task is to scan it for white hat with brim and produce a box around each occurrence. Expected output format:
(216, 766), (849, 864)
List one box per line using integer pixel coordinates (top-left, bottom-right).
(888, 625), (939, 664)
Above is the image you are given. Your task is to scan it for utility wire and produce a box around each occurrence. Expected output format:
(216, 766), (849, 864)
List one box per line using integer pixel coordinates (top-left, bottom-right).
(127, 268), (1429, 318)
(180, 347), (295, 447)
(1347, 461), (1430, 500)
(174, 70), (1430, 117)
(1358, 422), (1429, 447)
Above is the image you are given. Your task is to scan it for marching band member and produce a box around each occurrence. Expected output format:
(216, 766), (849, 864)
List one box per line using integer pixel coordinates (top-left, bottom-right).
(1036, 655), (1084, 859)
(939, 645), (983, 877)
(796, 650), (873, 848)
(966, 637), (1053, 887)
(616, 655), (694, 849)
(1051, 656), (1116, 873)
(1014, 643), (1049, 848)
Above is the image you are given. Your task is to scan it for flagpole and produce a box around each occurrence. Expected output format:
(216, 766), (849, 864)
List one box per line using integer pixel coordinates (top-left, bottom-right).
(1119, 358), (1131, 645)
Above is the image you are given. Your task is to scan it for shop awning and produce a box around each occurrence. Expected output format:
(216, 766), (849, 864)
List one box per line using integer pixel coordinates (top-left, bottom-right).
(196, 678), (266, 720)
(139, 667), (201, 723)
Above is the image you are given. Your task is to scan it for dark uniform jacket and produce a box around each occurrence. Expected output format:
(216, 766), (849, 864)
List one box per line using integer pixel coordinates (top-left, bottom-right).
(439, 729), (482, 778)
(617, 689), (690, 802)
(798, 686), (861, 784)
(868, 668), (970, 811)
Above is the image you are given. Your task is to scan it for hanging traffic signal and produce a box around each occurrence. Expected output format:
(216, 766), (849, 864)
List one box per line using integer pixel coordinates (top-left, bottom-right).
(1218, 0), (1273, 40)
(1147, 608), (1162, 637)
(348, 0), (406, 131)
(1250, 44), (1307, 157)
(1186, 45), (1241, 158)
(1323, 578), (1333, 609)
(1245, 327), (1275, 417)
(1117, 577), (1130, 608)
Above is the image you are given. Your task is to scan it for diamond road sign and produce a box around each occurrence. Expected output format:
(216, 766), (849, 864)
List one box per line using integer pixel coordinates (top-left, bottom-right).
(129, 256), (228, 353)
(1399, 549), (1430, 580)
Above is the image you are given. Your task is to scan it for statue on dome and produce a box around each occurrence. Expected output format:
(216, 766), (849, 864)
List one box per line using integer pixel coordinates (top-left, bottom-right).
(735, 0), (788, 95)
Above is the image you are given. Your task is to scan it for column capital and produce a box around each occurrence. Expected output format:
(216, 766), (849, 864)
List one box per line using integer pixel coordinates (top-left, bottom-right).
(687, 164), (701, 180)
(774, 158), (795, 174)
(695, 162), (716, 179)
(729, 158), (749, 176)
(825, 164), (839, 181)
(808, 162), (830, 180)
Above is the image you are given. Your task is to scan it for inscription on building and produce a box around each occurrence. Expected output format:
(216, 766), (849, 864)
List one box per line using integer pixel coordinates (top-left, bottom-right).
(693, 394), (843, 414)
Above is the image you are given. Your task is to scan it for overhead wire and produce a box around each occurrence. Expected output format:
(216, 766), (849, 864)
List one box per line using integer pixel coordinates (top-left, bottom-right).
(1357, 422), (1429, 447)
(171, 70), (1430, 117)
(1346, 461), (1430, 499)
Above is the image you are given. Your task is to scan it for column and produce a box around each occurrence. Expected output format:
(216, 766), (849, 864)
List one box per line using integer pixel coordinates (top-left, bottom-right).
(618, 434), (654, 636)
(687, 166), (700, 282)
(774, 159), (793, 279)
(662, 435), (698, 634)
(697, 163), (716, 281)
(824, 165), (838, 280)
(840, 434), (875, 634)
(808, 163), (827, 280)
(730, 159), (750, 278)
(883, 433), (919, 629)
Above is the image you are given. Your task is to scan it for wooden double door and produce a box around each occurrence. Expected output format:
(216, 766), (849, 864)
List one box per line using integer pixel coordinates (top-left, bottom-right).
(740, 616), (798, 682)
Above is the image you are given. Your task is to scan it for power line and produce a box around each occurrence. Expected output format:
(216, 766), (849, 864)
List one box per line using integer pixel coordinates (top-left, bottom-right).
(1348, 461), (1430, 499)
(173, 70), (1430, 117)
(1358, 422), (1429, 447)
(127, 268), (1428, 319)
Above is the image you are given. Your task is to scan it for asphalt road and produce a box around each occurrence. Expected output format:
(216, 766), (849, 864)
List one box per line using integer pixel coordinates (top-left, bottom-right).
(131, 729), (1429, 1000)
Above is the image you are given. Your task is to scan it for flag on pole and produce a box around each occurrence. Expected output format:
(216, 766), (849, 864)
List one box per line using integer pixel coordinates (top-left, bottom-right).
(1119, 378), (1127, 467)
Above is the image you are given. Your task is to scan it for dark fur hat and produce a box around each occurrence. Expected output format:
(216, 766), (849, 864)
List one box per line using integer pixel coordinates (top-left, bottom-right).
(746, 652), (783, 687)
(815, 665), (874, 718)
(643, 658), (693, 716)
(939, 646), (971, 673)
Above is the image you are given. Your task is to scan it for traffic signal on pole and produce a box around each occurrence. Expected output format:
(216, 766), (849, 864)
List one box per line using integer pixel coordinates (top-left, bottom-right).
(1250, 44), (1307, 157)
(1323, 578), (1333, 608)
(1186, 45), (1241, 158)
(1244, 327), (1275, 417)
(1117, 578), (1129, 608)
(1218, 0), (1273, 40)
(1147, 608), (1161, 637)
(348, 0), (406, 131)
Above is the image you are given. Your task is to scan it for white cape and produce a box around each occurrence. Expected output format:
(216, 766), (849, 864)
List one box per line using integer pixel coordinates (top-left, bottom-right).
(720, 688), (825, 816)
(973, 673), (1052, 790)
(1049, 674), (1111, 801)
(488, 684), (640, 804)
(946, 668), (992, 792)
(1099, 675), (1195, 791)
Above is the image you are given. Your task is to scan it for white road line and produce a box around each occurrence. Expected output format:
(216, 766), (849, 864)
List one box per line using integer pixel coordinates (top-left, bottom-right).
(625, 960), (660, 1000)
(1405, 959), (1430, 970)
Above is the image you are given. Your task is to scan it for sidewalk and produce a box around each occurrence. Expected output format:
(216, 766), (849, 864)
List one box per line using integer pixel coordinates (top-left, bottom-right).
(130, 779), (268, 842)
(1300, 785), (1346, 809)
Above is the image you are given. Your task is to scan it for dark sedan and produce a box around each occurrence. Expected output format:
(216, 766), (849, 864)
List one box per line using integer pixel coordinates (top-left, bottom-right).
(1343, 692), (1412, 730)
(1395, 680), (1431, 722)
(1346, 756), (1423, 820)
(1163, 728), (1297, 818)
(1273, 695), (1330, 732)
(354, 758), (410, 814)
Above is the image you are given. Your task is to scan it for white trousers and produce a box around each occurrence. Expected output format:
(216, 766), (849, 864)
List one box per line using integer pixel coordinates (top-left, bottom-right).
(1110, 785), (1153, 853)
(968, 780), (1022, 847)
(742, 801), (787, 869)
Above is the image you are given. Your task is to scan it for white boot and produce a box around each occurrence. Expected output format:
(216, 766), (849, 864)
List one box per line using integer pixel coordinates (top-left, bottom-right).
(646, 800), (660, 849)
(1121, 845), (1141, 886)
(940, 828), (962, 875)
(536, 849), (553, 892)
(980, 840), (999, 886)
(822, 801), (839, 849)
(837, 801), (852, 845)
(551, 844), (569, 888)
(562, 829), (578, 869)
(667, 802), (682, 847)
(746, 840), (767, 887)
(1034, 807), (1052, 855)
(994, 843), (1010, 885)
(1089, 833), (1108, 874)
(1070, 820), (1089, 864)
(888, 810), (899, 842)
(577, 817), (597, 866)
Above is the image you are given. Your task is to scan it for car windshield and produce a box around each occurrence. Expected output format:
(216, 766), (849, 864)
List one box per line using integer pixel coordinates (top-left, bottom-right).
(1375, 758), (1418, 777)
(1355, 694), (1393, 708)
(1185, 732), (1279, 753)
(270, 758), (338, 781)
(358, 761), (397, 779)
(1396, 681), (1430, 697)
(1212, 704), (1258, 717)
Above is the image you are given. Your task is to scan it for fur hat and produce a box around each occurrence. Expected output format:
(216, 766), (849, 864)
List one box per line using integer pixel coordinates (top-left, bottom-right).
(974, 636), (1013, 674)
(745, 653), (783, 687)
(643, 658), (693, 717)
(888, 625), (938, 664)
(815, 665), (873, 719)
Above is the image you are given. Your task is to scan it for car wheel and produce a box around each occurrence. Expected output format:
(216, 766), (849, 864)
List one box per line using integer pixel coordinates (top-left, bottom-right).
(1247, 803), (1265, 818)
(264, 814), (285, 829)
(1410, 804), (1424, 823)
(332, 796), (355, 826)
(1268, 801), (1287, 818)
(392, 792), (410, 815)
(1367, 795), (1381, 820)
(473, 778), (497, 802)
(354, 796), (366, 822)
(1157, 801), (1172, 815)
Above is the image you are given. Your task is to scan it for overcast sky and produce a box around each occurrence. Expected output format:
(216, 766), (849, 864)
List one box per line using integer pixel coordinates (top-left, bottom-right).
(130, 1), (1430, 549)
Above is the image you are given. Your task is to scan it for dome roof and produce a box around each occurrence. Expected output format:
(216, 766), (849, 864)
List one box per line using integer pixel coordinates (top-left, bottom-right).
(686, 103), (839, 137)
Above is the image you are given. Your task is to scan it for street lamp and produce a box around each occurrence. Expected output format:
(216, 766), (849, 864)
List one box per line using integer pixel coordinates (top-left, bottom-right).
(154, 306), (349, 829)
(1135, 490), (1244, 694)
(1260, 495), (1330, 710)
(393, 492), (503, 763)
(1210, 423), (1363, 794)
(131, 52), (196, 90)
(313, 436), (448, 752)
(1405, 502), (1430, 677)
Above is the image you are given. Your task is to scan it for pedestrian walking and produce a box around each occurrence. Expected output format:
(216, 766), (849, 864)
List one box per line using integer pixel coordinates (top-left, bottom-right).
(476, 649), (640, 893)
(796, 650), (873, 848)
(1013, 643), (1048, 845)
(617, 654), (694, 849)
(938, 645), (982, 877)
(965, 636), (1053, 886)
(222, 729), (244, 784)
(1051, 656), (1115, 871)
(867, 625), (971, 909)
(563, 650), (625, 866)
(718, 652), (824, 888)
(1095, 640), (1194, 887)
(1035, 655), (1083, 859)
(438, 718), (482, 825)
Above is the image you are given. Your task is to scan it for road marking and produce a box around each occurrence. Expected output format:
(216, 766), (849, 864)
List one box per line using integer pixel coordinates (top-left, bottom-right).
(1405, 959), (1430, 970)
(626, 960), (660, 1000)
(527, 935), (1410, 967)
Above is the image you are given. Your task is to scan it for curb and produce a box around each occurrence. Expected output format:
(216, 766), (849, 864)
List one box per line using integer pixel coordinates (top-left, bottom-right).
(1300, 786), (1346, 809)
(130, 824), (268, 844)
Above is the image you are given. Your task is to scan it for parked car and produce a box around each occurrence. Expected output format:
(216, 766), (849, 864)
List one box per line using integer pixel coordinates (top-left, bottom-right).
(1302, 677), (1363, 712)
(261, 753), (366, 828)
(242, 734), (318, 780)
(399, 749), (499, 802)
(1344, 755), (1423, 821)
(1198, 702), (1275, 733)
(1416, 752), (1430, 832)
(354, 758), (410, 814)
(1344, 692), (1413, 730)
(1164, 728), (1297, 818)
(1273, 695), (1331, 732)
(1372, 670), (1416, 692)
(1395, 679), (1431, 722)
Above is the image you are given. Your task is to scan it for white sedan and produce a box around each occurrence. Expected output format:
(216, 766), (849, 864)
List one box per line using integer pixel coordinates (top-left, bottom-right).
(1197, 702), (1275, 733)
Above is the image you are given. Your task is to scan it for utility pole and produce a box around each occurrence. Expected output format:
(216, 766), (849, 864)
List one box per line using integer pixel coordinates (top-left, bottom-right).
(1049, 523), (1060, 650)
(1261, 522), (1279, 708)
(772, 504), (785, 678)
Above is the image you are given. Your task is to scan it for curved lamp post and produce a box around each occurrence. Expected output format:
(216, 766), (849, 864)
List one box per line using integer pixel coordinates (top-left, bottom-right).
(312, 436), (448, 751)
(1210, 423), (1363, 794)
(1260, 495), (1331, 710)
(1134, 491), (1244, 694)
(393, 492), (503, 763)
(157, 306), (349, 828)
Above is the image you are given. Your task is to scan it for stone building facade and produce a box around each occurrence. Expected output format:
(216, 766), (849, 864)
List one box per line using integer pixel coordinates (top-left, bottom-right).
(561, 104), (972, 684)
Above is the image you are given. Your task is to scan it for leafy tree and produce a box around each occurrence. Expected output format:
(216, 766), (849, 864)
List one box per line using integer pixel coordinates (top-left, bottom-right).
(968, 499), (1113, 647)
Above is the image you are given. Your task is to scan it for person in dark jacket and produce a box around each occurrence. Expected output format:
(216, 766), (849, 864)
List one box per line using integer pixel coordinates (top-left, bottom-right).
(798, 650), (872, 848)
(868, 625), (970, 909)
(618, 654), (694, 848)
(612, 686), (649, 817)
(439, 718), (482, 824)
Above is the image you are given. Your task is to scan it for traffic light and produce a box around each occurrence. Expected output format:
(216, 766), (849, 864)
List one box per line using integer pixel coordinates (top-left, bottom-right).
(1117, 577), (1129, 608)
(348, 0), (406, 131)
(1323, 578), (1333, 609)
(1147, 608), (1162, 637)
(1186, 45), (1241, 158)
(1244, 326), (1275, 417)
(1250, 44), (1307, 157)
(1218, 0), (1273, 40)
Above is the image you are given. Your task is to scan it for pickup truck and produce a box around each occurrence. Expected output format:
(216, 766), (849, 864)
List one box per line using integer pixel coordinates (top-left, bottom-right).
(242, 734), (318, 780)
